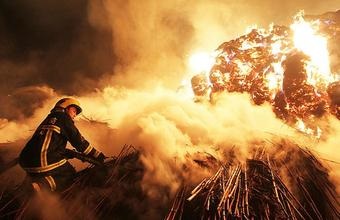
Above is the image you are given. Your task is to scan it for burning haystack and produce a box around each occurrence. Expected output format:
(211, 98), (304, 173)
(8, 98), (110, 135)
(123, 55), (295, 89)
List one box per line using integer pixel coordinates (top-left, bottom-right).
(191, 10), (340, 136)
(169, 10), (340, 220)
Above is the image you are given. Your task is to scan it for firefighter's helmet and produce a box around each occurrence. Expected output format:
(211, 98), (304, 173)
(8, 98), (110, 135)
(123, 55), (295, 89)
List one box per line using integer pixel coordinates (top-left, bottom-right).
(55, 98), (82, 115)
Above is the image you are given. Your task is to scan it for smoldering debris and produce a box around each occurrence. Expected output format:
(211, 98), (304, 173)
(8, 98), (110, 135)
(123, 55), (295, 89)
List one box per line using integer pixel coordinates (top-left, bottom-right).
(166, 142), (340, 220)
(1, 142), (339, 219)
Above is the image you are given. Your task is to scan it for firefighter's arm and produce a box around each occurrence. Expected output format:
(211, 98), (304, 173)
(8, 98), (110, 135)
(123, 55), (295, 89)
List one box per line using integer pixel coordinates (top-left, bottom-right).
(62, 117), (106, 162)
(63, 149), (104, 166)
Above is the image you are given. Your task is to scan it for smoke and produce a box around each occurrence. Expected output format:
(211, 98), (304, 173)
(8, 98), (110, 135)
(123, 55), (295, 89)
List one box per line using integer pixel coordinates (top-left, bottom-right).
(0, 0), (114, 119)
(0, 0), (339, 218)
(20, 192), (69, 220)
(99, 0), (340, 88)
(310, 117), (340, 193)
(76, 88), (302, 196)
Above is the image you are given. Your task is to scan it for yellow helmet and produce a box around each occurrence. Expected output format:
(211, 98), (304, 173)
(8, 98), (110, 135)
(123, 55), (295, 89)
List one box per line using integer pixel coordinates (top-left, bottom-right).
(55, 98), (82, 115)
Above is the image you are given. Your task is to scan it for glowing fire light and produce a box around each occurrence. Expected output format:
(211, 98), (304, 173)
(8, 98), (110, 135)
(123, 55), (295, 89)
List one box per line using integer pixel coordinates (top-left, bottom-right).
(295, 119), (314, 136)
(188, 11), (339, 138)
(271, 40), (282, 55)
(295, 119), (322, 138)
(265, 58), (286, 94)
(188, 52), (215, 74)
(291, 12), (335, 88)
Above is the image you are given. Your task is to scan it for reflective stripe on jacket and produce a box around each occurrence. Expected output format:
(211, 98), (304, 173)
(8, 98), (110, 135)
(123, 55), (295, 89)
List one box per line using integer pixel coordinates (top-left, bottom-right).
(19, 108), (99, 173)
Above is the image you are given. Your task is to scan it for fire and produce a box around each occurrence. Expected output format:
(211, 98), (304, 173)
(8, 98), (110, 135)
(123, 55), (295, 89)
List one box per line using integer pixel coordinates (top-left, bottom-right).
(295, 118), (322, 138)
(270, 40), (282, 55)
(295, 119), (314, 136)
(188, 11), (340, 138)
(264, 59), (285, 96)
(188, 52), (215, 74)
(291, 12), (335, 88)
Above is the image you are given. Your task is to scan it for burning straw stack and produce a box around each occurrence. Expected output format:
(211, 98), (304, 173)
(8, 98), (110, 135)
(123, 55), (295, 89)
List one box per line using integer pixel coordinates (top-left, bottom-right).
(166, 143), (340, 220)
(191, 11), (340, 122)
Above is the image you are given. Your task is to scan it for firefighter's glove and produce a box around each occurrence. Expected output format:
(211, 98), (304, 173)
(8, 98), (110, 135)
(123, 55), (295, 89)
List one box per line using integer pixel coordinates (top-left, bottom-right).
(96, 152), (106, 163)
(63, 149), (76, 159)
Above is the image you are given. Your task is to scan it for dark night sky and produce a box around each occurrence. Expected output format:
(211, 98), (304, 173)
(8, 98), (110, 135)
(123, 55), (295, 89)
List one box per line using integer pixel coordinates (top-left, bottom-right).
(0, 0), (115, 119)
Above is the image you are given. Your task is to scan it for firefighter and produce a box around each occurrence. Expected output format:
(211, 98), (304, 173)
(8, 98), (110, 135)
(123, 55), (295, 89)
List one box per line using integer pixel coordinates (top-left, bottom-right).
(19, 97), (106, 192)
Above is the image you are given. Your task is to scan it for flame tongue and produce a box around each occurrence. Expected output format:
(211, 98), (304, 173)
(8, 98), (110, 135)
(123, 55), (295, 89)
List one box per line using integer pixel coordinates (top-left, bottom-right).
(189, 11), (340, 137)
(291, 12), (334, 89)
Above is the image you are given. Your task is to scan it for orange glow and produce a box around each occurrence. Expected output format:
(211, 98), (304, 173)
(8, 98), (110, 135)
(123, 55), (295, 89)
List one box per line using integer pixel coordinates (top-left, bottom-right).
(265, 59), (285, 96)
(271, 40), (282, 55)
(295, 119), (322, 138)
(188, 52), (215, 74)
(291, 12), (335, 89)
(189, 11), (339, 138)
(295, 119), (314, 135)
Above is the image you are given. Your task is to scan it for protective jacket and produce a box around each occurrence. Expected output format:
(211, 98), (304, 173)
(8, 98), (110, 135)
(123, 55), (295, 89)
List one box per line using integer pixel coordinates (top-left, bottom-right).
(19, 107), (102, 190)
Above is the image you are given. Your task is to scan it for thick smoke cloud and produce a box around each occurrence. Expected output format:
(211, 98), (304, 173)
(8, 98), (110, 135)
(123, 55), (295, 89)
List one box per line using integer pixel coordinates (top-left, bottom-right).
(101, 0), (340, 88)
(79, 89), (298, 194)
(0, 0), (339, 218)
(0, 0), (114, 119)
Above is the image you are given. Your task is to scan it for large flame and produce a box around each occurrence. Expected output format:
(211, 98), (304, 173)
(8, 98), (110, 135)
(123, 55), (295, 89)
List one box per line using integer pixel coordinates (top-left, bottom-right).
(291, 12), (335, 89)
(188, 52), (216, 74)
(188, 11), (340, 138)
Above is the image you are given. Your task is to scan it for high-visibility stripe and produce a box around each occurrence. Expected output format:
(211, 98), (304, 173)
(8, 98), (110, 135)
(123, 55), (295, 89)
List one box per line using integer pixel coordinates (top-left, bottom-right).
(41, 125), (61, 134)
(83, 145), (93, 155)
(23, 159), (67, 173)
(32, 182), (41, 193)
(93, 150), (101, 158)
(41, 130), (53, 167)
(45, 176), (56, 191)
(38, 125), (61, 171)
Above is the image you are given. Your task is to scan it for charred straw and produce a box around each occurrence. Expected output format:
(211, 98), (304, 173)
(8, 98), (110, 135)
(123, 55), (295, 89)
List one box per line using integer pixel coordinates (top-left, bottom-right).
(167, 144), (339, 220)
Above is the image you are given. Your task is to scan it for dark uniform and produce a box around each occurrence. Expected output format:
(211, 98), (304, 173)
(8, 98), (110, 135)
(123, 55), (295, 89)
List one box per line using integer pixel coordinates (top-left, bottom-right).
(19, 107), (103, 192)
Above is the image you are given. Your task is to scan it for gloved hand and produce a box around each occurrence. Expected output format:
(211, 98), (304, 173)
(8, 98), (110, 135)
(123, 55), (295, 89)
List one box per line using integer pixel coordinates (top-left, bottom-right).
(96, 152), (106, 163)
(63, 149), (77, 159)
